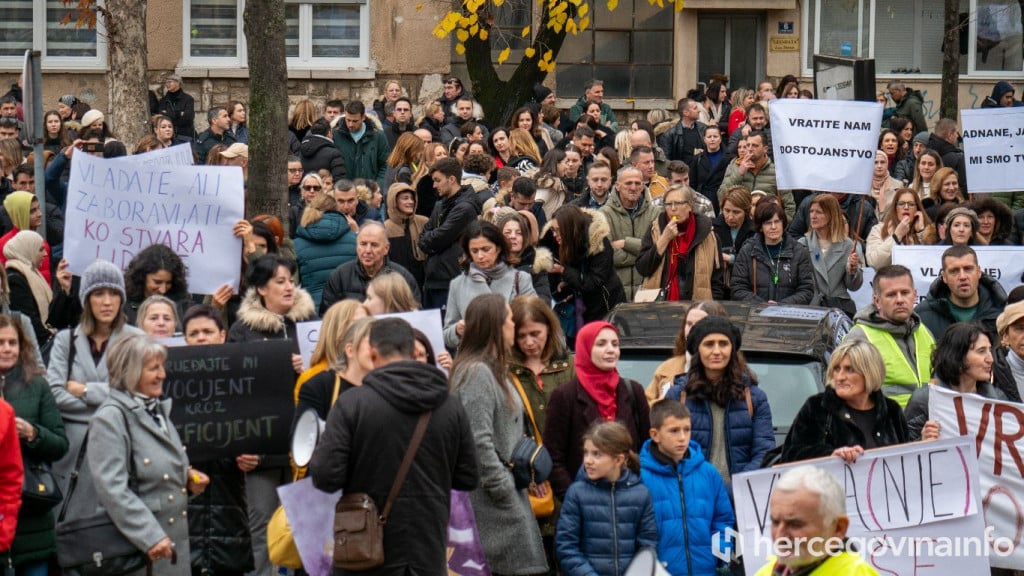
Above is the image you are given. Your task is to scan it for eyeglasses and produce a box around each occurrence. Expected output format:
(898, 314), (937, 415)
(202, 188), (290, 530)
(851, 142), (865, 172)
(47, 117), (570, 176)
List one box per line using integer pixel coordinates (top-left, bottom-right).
(664, 201), (690, 209)
(896, 201), (916, 209)
(302, 185), (322, 192)
(288, 168), (304, 173)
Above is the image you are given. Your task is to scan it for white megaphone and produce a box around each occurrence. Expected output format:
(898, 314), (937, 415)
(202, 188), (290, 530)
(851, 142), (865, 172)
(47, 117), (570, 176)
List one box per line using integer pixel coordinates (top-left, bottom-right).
(291, 408), (326, 467)
(623, 548), (671, 576)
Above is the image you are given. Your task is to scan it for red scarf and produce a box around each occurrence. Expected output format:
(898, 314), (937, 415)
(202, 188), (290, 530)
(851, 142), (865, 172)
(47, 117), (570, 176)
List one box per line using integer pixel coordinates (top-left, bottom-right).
(574, 321), (621, 421)
(664, 215), (696, 301)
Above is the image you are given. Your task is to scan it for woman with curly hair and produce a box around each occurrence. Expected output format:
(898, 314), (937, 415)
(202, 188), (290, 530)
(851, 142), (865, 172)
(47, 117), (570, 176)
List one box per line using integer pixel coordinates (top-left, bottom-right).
(122, 244), (191, 326)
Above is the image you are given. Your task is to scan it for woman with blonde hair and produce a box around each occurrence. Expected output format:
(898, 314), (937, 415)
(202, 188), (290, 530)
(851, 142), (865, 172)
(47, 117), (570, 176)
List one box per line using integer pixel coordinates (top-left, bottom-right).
(363, 272), (419, 315)
(921, 166), (963, 222)
(506, 127), (542, 173)
(294, 300), (368, 402)
(385, 132), (424, 188)
(296, 317), (375, 422)
(416, 101), (446, 142)
(288, 99), (319, 142)
(373, 79), (403, 120)
(413, 141), (448, 218)
(293, 193), (357, 307)
(728, 88), (755, 135)
(800, 194), (863, 318)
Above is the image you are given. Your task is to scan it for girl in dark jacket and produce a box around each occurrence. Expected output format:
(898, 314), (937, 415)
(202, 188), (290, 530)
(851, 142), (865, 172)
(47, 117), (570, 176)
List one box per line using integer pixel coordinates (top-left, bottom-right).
(731, 201), (814, 305)
(664, 316), (774, 482)
(555, 421), (658, 576)
(0, 314), (67, 575)
(544, 322), (650, 500)
(547, 206), (625, 326)
(689, 125), (729, 205)
(781, 339), (910, 464)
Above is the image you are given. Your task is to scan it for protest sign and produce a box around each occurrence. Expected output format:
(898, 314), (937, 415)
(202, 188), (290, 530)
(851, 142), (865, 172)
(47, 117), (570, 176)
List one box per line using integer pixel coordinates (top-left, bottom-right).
(892, 245), (1023, 303)
(277, 478), (340, 576)
(131, 143), (194, 167)
(64, 152), (244, 294)
(296, 320), (320, 370)
(376, 308), (446, 361)
(733, 437), (992, 575)
(930, 386), (1024, 569)
(163, 341), (294, 460)
(769, 99), (882, 194)
(961, 107), (1024, 193)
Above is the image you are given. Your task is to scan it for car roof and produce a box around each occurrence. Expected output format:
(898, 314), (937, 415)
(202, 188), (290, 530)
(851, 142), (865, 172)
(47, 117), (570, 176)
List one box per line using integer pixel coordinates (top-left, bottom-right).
(606, 301), (853, 364)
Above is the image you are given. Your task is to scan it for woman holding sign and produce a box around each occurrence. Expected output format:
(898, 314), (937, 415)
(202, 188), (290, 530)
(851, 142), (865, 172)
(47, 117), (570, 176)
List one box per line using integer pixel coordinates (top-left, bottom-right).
(905, 322), (1005, 441)
(866, 188), (931, 268)
(799, 194), (864, 318)
(780, 339), (909, 464)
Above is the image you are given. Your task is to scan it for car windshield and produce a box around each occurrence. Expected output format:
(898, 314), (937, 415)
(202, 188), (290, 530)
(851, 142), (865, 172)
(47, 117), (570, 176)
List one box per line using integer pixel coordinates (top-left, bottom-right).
(617, 354), (823, 444)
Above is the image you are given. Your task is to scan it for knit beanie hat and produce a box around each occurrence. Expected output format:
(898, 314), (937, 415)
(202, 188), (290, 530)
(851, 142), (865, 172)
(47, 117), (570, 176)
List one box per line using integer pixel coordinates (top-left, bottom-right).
(58, 94), (78, 108)
(912, 131), (930, 146)
(80, 109), (104, 128)
(533, 84), (553, 103)
(79, 259), (126, 306)
(944, 206), (979, 231)
(685, 316), (741, 357)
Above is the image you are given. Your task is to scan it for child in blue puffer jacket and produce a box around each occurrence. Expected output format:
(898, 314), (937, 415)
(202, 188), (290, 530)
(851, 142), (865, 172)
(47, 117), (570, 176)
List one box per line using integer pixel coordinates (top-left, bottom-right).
(640, 399), (735, 575)
(556, 421), (659, 576)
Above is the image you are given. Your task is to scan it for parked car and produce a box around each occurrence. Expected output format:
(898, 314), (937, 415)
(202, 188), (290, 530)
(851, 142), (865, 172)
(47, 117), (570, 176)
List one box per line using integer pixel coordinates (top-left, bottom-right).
(606, 301), (853, 445)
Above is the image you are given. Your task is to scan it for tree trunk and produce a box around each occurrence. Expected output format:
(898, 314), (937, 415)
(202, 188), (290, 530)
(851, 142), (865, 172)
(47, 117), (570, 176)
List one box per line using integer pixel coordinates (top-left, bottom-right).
(464, 2), (570, 126)
(940, 0), (960, 120)
(244, 0), (289, 221)
(103, 0), (149, 148)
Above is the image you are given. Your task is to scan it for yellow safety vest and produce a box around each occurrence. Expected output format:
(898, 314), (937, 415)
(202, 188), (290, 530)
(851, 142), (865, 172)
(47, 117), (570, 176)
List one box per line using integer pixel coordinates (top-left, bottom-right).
(855, 323), (935, 407)
(755, 552), (880, 576)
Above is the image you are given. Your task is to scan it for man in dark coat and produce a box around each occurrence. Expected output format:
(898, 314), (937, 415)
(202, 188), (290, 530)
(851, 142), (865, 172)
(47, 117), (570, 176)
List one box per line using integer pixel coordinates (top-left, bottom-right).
(333, 100), (390, 188)
(299, 118), (346, 183)
(193, 107), (235, 166)
(382, 97), (415, 150)
(928, 118), (968, 195)
(887, 80), (928, 135)
(418, 158), (481, 311)
(915, 245), (1007, 342)
(310, 318), (478, 576)
(157, 74), (196, 140)
(319, 222), (421, 314)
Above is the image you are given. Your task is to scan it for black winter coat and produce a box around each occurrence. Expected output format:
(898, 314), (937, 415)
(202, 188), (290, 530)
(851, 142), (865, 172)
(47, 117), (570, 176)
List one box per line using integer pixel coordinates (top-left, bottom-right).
(157, 89), (196, 139)
(928, 134), (968, 195)
(914, 274), (1007, 343)
(731, 234), (815, 304)
(418, 186), (480, 290)
(992, 347), (1024, 404)
(780, 388), (909, 463)
(318, 259), (421, 315)
(309, 361), (479, 576)
(299, 135), (346, 182)
(188, 459), (254, 574)
(690, 150), (731, 208)
(559, 212), (626, 322)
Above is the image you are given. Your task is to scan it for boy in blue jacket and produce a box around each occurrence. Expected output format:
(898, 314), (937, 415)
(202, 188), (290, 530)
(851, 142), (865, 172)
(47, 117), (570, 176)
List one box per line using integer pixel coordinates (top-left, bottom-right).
(639, 399), (735, 575)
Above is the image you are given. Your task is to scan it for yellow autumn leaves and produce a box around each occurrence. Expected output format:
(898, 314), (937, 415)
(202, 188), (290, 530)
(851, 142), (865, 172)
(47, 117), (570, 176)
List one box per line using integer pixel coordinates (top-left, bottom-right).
(428, 0), (682, 69)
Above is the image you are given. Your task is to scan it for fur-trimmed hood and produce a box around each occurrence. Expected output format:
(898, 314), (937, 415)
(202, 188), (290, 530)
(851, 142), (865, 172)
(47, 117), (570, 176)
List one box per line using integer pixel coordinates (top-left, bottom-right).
(235, 285), (317, 334)
(532, 246), (554, 274)
(540, 207), (611, 257)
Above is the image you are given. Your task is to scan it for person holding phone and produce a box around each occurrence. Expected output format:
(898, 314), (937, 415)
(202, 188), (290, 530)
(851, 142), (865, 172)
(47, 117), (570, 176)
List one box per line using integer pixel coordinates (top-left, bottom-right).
(866, 188), (931, 269)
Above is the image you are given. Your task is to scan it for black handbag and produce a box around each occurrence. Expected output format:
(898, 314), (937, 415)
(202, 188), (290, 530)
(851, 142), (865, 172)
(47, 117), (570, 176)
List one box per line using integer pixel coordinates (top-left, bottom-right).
(21, 458), (62, 513)
(55, 405), (151, 576)
(508, 436), (552, 490)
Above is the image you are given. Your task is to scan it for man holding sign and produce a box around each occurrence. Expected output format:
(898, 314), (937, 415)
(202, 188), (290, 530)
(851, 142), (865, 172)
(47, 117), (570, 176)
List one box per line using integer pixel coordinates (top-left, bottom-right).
(754, 466), (877, 575)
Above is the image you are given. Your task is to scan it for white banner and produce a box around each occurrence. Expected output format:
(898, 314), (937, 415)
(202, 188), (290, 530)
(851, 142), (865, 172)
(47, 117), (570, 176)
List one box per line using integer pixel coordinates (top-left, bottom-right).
(295, 308), (446, 371)
(961, 107), (1024, 193)
(133, 143), (195, 167)
(769, 99), (883, 194)
(891, 245), (1023, 304)
(64, 153), (244, 294)
(930, 386), (1024, 569)
(733, 437), (992, 575)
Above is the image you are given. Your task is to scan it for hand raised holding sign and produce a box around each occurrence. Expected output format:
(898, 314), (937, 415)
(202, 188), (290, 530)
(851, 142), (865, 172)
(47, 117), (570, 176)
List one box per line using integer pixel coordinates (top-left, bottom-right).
(848, 247), (859, 273)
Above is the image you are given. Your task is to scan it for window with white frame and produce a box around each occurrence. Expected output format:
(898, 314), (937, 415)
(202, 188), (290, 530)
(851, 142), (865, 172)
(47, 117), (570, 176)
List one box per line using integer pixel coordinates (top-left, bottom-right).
(186, 0), (369, 68)
(0, 0), (104, 68)
(802, 0), (1006, 77)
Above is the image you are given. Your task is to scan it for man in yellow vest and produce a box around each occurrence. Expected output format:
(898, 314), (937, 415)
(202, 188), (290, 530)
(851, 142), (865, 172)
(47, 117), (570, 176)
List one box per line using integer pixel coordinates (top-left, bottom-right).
(845, 265), (935, 407)
(755, 465), (878, 576)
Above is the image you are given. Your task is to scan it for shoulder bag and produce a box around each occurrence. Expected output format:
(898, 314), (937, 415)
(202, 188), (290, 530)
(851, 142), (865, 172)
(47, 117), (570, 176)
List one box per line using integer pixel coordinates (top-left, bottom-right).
(509, 373), (555, 517)
(332, 411), (432, 571)
(55, 405), (157, 576)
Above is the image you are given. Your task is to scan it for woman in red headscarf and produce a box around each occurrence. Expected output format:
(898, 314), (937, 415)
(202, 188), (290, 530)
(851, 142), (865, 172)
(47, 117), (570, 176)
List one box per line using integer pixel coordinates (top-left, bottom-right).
(543, 321), (651, 500)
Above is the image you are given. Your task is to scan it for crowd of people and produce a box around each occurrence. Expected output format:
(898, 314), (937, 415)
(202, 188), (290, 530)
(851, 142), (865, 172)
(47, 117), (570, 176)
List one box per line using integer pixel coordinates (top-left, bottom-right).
(0, 70), (1018, 576)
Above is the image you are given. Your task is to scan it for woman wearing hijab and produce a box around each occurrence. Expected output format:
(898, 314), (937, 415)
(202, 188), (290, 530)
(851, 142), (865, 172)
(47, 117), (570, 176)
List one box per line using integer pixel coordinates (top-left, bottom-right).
(0, 192), (50, 284)
(4, 231), (54, 345)
(543, 321), (651, 499)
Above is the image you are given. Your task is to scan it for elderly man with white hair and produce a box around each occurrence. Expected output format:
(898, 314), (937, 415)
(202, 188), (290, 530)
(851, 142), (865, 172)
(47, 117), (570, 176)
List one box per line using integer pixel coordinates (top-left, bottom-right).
(757, 465), (878, 575)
